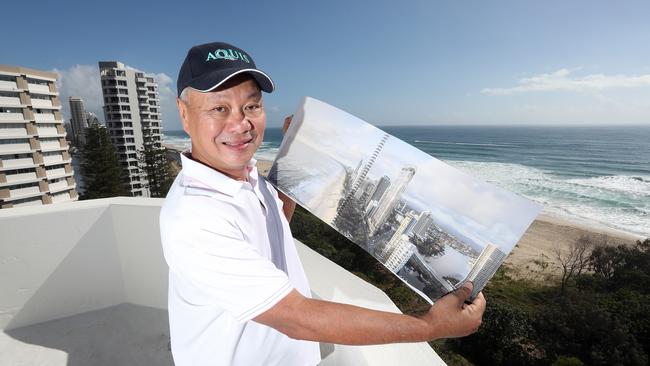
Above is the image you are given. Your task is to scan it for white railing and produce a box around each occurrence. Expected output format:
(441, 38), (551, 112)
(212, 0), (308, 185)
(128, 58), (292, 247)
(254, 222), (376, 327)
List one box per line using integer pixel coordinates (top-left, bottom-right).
(48, 179), (69, 192)
(27, 84), (50, 94)
(1, 157), (34, 169)
(0, 143), (31, 154)
(31, 99), (53, 108)
(0, 198), (444, 366)
(36, 127), (59, 136)
(9, 185), (41, 198)
(45, 168), (66, 179)
(0, 80), (18, 91)
(33, 113), (55, 122)
(0, 96), (21, 106)
(4, 172), (38, 184)
(0, 127), (28, 137)
(0, 113), (25, 122)
(39, 140), (62, 150)
(50, 191), (71, 203)
(43, 154), (64, 164)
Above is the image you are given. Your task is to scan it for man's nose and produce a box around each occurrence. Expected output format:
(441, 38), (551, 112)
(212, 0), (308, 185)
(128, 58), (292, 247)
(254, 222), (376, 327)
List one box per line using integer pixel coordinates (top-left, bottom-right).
(226, 109), (251, 133)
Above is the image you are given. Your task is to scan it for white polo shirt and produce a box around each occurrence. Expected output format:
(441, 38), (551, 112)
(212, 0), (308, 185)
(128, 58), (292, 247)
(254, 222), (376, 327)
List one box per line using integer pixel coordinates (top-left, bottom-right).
(160, 152), (321, 366)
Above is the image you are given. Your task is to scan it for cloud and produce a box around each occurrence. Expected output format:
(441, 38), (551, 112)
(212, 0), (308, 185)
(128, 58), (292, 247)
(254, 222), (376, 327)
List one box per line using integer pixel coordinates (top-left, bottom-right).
(482, 68), (650, 95)
(52, 65), (103, 122)
(152, 72), (181, 130)
(53, 64), (181, 130)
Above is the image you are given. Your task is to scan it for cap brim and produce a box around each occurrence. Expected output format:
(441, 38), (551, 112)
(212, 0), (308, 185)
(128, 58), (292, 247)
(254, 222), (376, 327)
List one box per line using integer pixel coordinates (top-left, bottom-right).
(189, 68), (274, 94)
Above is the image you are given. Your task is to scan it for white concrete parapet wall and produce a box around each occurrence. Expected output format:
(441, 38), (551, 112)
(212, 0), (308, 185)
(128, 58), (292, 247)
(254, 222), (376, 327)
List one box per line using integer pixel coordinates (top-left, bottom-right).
(0, 198), (445, 365)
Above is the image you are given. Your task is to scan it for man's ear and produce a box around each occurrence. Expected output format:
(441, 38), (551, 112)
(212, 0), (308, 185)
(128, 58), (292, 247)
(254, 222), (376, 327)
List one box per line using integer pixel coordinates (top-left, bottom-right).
(177, 98), (190, 134)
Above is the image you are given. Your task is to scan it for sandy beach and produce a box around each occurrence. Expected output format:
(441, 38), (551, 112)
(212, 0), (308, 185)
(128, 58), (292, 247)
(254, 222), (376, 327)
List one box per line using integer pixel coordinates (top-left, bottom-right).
(166, 148), (646, 280)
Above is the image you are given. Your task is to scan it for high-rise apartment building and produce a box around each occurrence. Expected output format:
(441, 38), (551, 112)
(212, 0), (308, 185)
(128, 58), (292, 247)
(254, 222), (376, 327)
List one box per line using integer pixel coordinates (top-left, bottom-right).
(0, 65), (78, 208)
(98, 61), (163, 197)
(68, 97), (88, 147)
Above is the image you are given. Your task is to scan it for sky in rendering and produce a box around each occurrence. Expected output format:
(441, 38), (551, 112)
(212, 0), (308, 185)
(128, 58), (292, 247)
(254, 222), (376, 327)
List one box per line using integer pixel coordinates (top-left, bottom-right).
(1, 0), (649, 130)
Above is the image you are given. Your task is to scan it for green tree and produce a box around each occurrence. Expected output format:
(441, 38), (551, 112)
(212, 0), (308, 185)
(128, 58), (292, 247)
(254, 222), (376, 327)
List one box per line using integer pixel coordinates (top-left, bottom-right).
(79, 122), (130, 199)
(138, 130), (175, 198)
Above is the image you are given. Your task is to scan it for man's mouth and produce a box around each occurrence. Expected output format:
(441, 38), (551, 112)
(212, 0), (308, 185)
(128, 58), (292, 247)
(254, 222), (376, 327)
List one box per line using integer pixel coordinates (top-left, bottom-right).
(222, 137), (254, 150)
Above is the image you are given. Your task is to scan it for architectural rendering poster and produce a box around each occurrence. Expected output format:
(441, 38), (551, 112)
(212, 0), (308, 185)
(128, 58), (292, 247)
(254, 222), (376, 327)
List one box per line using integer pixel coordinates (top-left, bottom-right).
(268, 97), (543, 303)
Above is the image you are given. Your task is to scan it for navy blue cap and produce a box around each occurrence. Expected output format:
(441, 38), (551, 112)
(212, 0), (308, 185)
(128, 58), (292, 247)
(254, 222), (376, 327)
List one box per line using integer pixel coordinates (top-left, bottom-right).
(177, 42), (274, 97)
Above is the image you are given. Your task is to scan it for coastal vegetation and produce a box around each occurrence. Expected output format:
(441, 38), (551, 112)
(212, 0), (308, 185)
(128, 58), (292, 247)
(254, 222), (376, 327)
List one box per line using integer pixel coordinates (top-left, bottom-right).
(290, 205), (650, 366)
(78, 121), (130, 199)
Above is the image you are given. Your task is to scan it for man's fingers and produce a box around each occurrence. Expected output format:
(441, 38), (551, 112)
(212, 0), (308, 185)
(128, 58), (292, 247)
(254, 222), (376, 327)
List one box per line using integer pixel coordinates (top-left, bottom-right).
(453, 282), (473, 305)
(282, 115), (293, 134)
(469, 291), (486, 310)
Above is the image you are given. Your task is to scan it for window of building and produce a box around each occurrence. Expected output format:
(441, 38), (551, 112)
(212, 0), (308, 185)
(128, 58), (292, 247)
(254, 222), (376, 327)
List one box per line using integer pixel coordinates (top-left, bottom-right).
(120, 97), (129, 103)
(26, 78), (48, 85)
(116, 70), (126, 77)
(5, 168), (36, 175)
(0, 107), (22, 113)
(1, 123), (27, 128)
(0, 138), (29, 144)
(11, 181), (40, 189)
(1, 153), (32, 159)
(118, 80), (127, 86)
(44, 164), (65, 171)
(0, 91), (20, 98)
(0, 75), (17, 82)
(30, 94), (50, 100)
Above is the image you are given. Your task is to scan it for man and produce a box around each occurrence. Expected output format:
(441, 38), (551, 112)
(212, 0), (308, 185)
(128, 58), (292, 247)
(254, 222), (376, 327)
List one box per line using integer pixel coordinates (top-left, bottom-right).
(160, 41), (485, 366)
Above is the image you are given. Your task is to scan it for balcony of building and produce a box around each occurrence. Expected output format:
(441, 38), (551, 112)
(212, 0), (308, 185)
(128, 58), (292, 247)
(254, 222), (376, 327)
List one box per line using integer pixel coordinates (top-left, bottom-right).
(0, 141), (32, 154)
(0, 156), (36, 170)
(0, 80), (19, 91)
(0, 95), (22, 107)
(33, 113), (56, 123)
(0, 112), (26, 122)
(0, 198), (445, 365)
(27, 84), (51, 94)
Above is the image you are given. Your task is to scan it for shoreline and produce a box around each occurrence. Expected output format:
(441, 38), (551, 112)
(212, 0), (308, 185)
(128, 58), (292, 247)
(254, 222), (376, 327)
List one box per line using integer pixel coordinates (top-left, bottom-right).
(165, 146), (646, 278)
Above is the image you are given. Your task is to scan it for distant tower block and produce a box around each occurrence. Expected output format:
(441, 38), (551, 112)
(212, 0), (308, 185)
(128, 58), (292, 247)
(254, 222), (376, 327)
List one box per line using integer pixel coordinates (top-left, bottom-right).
(68, 97), (88, 146)
(367, 166), (416, 236)
(98, 61), (164, 197)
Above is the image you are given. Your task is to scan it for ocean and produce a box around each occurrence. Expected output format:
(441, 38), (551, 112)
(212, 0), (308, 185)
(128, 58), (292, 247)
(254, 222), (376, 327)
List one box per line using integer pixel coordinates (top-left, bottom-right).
(163, 126), (650, 237)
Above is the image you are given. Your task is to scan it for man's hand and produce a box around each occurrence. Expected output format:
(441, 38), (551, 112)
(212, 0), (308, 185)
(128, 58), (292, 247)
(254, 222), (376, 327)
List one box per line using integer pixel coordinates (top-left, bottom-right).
(422, 282), (485, 339)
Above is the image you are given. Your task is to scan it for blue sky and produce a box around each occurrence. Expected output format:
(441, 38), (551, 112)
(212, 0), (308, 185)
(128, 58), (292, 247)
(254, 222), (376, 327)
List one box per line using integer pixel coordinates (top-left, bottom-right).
(2, 0), (649, 129)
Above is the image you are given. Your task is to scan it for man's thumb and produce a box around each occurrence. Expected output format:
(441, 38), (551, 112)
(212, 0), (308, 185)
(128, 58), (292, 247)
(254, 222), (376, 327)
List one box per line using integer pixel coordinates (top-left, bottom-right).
(454, 282), (474, 304)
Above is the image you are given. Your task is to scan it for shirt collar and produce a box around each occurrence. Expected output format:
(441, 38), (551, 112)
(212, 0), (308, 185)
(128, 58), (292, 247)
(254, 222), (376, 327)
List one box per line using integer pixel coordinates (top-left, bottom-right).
(180, 151), (259, 197)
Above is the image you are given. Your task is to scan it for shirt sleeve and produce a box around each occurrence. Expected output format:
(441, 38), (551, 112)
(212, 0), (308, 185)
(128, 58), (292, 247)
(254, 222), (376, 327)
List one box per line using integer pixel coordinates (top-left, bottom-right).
(161, 202), (293, 323)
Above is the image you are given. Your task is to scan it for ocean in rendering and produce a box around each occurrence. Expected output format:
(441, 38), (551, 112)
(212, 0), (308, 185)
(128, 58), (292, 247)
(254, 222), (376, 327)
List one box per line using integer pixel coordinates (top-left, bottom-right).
(164, 125), (650, 237)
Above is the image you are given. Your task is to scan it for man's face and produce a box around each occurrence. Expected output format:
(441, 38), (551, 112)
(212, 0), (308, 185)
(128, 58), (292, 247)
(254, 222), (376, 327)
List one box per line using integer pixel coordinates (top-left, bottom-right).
(178, 76), (265, 180)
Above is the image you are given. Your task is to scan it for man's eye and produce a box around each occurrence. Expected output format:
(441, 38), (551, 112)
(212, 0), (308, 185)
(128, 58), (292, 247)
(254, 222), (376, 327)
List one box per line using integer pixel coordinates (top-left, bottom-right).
(213, 106), (228, 113)
(245, 104), (261, 112)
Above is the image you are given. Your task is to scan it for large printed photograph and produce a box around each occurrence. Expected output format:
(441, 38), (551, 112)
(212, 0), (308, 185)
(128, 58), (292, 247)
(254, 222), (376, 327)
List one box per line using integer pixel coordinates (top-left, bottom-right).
(269, 97), (543, 302)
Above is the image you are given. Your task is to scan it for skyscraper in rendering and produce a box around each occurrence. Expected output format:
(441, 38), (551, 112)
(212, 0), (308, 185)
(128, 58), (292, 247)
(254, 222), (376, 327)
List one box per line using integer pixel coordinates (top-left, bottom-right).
(0, 65), (78, 208)
(367, 167), (416, 236)
(98, 61), (163, 197)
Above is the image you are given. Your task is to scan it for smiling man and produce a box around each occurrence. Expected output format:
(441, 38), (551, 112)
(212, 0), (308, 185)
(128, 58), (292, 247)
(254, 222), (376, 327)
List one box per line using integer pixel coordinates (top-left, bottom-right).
(160, 42), (485, 366)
